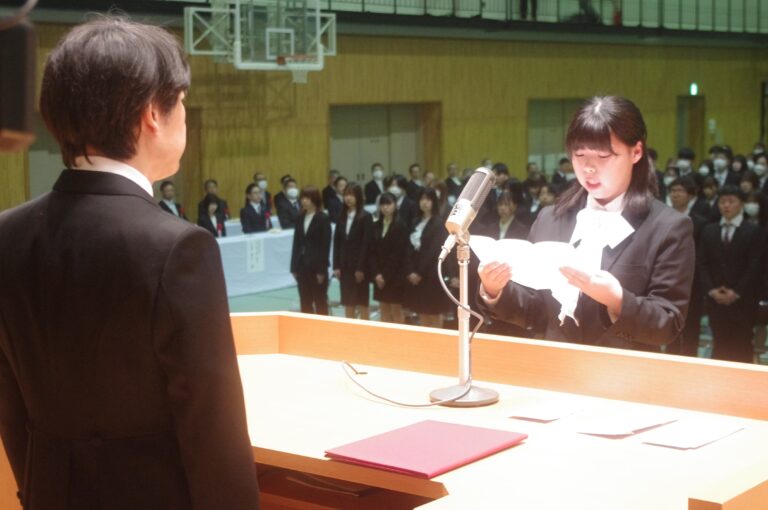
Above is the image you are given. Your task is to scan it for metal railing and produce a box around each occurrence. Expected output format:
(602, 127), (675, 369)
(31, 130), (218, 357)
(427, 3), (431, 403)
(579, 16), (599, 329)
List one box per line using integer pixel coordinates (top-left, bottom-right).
(326, 0), (768, 34)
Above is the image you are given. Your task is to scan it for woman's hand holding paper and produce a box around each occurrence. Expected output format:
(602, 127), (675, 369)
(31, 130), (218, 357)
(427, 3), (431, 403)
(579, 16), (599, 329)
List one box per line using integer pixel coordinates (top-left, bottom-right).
(559, 266), (623, 321)
(478, 261), (512, 300)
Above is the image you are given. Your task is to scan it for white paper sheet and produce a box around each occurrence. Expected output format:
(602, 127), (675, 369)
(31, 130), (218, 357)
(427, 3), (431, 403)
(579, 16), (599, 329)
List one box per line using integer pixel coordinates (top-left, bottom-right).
(570, 408), (678, 437)
(509, 400), (584, 422)
(640, 418), (745, 450)
(469, 236), (589, 291)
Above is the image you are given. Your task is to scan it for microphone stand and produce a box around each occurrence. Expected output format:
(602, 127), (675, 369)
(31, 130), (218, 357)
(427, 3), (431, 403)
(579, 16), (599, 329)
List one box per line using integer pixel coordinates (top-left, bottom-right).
(430, 233), (499, 407)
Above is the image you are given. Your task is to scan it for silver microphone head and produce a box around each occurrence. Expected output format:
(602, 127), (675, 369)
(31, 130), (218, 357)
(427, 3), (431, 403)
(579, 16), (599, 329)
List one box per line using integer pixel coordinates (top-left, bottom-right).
(445, 167), (496, 236)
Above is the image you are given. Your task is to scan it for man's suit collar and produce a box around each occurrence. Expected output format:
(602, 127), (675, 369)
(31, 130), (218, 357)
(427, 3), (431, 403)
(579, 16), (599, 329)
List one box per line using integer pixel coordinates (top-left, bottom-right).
(53, 169), (158, 208)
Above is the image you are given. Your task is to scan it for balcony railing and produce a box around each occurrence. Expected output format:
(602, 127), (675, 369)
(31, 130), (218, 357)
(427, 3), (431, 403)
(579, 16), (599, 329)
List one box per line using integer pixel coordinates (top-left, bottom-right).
(326, 0), (768, 34)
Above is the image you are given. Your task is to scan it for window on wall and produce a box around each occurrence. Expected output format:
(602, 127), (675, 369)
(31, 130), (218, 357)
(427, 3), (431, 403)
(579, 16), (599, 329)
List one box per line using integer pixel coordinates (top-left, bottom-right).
(527, 98), (584, 177)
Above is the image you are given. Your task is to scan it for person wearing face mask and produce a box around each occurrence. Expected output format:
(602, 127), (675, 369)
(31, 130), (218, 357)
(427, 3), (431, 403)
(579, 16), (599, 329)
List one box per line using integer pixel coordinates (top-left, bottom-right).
(675, 148), (696, 177)
(276, 178), (301, 229)
(479, 96), (695, 353)
(743, 192), (768, 228)
(364, 163), (386, 205)
(272, 174), (293, 212)
(384, 174), (418, 229)
(698, 186), (765, 363)
(445, 162), (463, 205)
(325, 176), (347, 223)
(753, 153), (768, 193)
(253, 171), (272, 213)
(710, 146), (740, 188)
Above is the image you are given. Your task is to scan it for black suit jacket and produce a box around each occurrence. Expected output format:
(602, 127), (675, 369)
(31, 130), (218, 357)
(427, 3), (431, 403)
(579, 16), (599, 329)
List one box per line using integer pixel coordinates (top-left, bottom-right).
(698, 219), (764, 302)
(364, 180), (384, 205)
(321, 185), (336, 211)
(333, 212), (373, 272)
(158, 200), (187, 220)
(325, 194), (343, 224)
(369, 219), (409, 285)
(290, 212), (332, 275)
(397, 196), (419, 230)
(276, 198), (300, 230)
(0, 170), (259, 510)
(197, 211), (227, 237)
(240, 203), (271, 233)
(405, 180), (423, 202)
(482, 199), (695, 351)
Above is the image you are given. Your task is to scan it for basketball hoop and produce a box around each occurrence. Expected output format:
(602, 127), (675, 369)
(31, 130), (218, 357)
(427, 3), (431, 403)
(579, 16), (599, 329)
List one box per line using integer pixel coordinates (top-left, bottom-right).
(278, 54), (316, 84)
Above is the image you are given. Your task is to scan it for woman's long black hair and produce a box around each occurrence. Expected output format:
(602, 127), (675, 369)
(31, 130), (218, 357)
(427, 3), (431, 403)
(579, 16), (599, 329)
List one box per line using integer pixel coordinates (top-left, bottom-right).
(555, 96), (657, 218)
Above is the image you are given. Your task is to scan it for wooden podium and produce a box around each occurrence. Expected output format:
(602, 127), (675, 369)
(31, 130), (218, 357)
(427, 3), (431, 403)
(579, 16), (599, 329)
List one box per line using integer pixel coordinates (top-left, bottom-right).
(3, 312), (768, 509)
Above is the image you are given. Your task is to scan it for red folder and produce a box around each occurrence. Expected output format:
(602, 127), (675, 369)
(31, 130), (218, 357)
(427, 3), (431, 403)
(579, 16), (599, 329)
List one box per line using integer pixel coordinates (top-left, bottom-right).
(325, 420), (527, 478)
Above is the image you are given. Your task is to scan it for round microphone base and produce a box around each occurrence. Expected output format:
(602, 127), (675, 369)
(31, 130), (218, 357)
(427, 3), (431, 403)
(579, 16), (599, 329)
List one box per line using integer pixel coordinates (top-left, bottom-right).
(429, 385), (499, 408)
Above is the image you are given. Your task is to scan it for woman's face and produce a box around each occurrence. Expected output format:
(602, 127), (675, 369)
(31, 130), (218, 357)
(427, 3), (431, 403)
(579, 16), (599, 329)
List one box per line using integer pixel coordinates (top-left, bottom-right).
(571, 131), (642, 204)
(379, 201), (395, 218)
(419, 196), (433, 215)
(740, 180), (754, 194)
(497, 201), (516, 219)
(207, 202), (218, 215)
(539, 186), (555, 206)
(343, 191), (356, 208)
(300, 196), (313, 210)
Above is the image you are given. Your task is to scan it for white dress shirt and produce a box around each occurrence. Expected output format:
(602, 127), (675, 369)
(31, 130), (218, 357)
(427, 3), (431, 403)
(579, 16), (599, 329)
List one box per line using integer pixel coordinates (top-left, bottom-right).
(73, 155), (153, 197)
(162, 199), (180, 216)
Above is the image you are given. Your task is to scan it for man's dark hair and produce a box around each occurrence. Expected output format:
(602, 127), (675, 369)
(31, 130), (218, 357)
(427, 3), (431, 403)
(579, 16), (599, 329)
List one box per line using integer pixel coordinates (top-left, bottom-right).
(677, 147), (695, 161)
(669, 176), (697, 196)
(492, 162), (509, 175)
(40, 16), (190, 168)
(160, 180), (175, 191)
(718, 185), (745, 202)
(204, 179), (218, 188)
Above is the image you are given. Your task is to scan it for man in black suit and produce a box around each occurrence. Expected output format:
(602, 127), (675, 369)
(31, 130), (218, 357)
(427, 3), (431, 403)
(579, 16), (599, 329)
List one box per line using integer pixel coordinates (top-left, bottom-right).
(253, 171), (272, 213)
(364, 163), (385, 205)
(158, 180), (187, 220)
(276, 177), (301, 229)
(321, 169), (340, 210)
(710, 145), (740, 189)
(241, 183), (272, 233)
(405, 163), (424, 201)
(196, 178), (229, 222)
(698, 186), (765, 363)
(0, 18), (259, 509)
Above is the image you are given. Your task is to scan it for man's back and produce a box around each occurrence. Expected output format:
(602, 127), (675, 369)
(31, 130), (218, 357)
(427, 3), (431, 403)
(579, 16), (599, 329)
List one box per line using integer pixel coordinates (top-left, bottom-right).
(0, 170), (259, 509)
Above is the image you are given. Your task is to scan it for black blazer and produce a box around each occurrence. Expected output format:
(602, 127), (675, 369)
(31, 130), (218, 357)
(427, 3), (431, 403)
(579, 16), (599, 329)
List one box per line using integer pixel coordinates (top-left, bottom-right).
(0, 170), (259, 510)
(405, 180), (423, 202)
(482, 199), (695, 351)
(158, 200), (187, 220)
(240, 203), (271, 233)
(698, 219), (765, 302)
(333, 211), (373, 272)
(290, 212), (332, 275)
(397, 196), (419, 230)
(445, 177), (463, 200)
(321, 185), (336, 210)
(475, 216), (530, 241)
(198, 211), (227, 237)
(276, 198), (300, 230)
(364, 180), (384, 205)
(325, 194), (343, 224)
(369, 218), (409, 286)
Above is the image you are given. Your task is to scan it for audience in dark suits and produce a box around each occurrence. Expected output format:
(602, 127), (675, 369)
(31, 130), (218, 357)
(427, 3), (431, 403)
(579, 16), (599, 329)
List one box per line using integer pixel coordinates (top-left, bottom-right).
(253, 171), (272, 213)
(198, 193), (227, 237)
(276, 178), (301, 229)
(290, 186), (332, 315)
(444, 162), (464, 205)
(385, 174), (418, 229)
(698, 186), (765, 363)
(333, 183), (373, 320)
(322, 169), (340, 211)
(158, 180), (187, 220)
(240, 183), (272, 233)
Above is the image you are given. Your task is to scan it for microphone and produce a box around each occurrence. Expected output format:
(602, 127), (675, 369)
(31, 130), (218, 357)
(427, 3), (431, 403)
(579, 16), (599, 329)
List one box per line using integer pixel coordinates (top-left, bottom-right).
(438, 167), (496, 261)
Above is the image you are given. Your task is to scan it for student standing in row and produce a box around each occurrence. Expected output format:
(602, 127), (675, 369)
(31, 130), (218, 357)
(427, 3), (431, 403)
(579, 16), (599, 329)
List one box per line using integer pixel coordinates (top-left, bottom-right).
(369, 193), (409, 323)
(333, 183), (373, 320)
(290, 187), (332, 315)
(240, 183), (272, 233)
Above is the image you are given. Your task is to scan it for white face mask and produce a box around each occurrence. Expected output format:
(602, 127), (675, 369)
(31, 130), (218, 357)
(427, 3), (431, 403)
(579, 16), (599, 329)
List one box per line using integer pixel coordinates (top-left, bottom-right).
(663, 175), (675, 186)
(388, 185), (402, 197)
(257, 179), (268, 190)
(373, 169), (384, 180)
(447, 195), (457, 206)
(747, 160), (756, 170)
(754, 164), (767, 177)
(713, 158), (728, 171)
(286, 187), (299, 199)
(676, 159), (691, 172)
(744, 202), (760, 217)
(698, 166), (710, 176)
